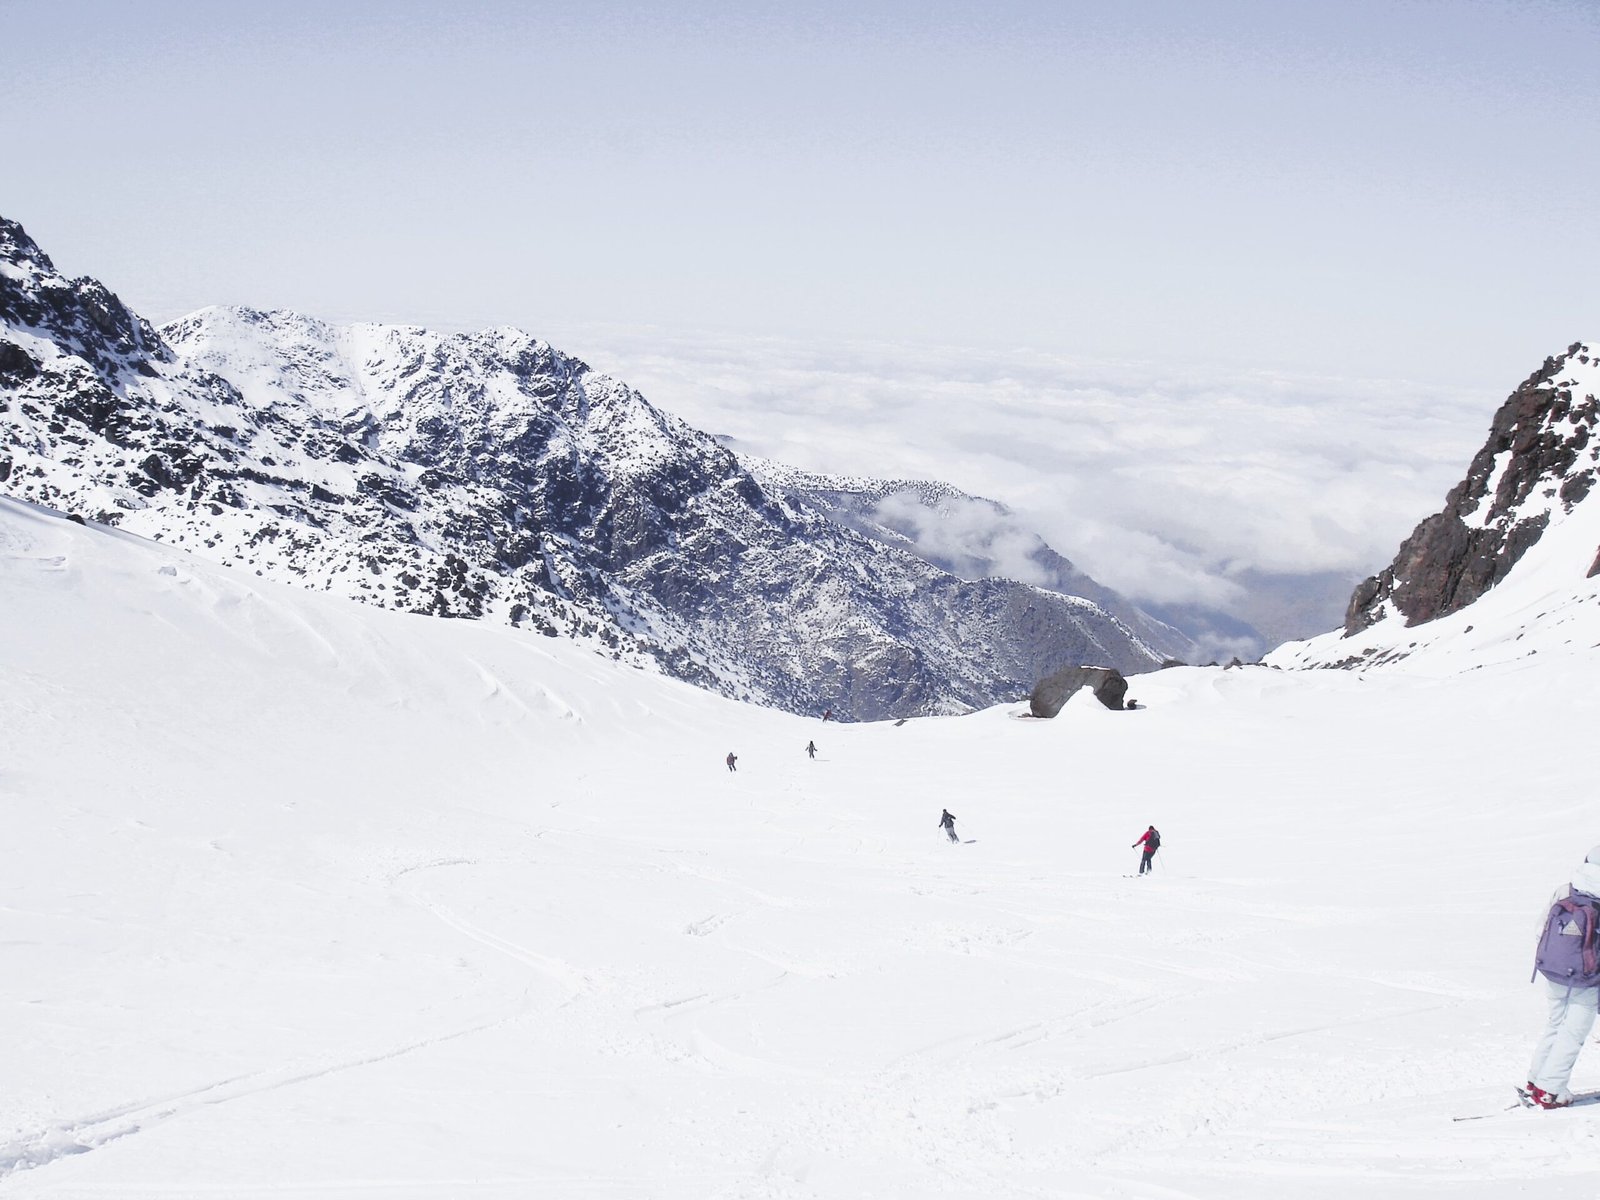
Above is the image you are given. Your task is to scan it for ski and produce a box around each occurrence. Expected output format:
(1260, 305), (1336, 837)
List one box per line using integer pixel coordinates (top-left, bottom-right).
(1456, 1087), (1600, 1120)
(1521, 1086), (1600, 1110)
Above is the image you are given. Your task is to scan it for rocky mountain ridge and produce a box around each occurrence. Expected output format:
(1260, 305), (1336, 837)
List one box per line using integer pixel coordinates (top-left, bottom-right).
(746, 458), (1194, 660)
(1, 215), (1184, 719)
(1272, 340), (1600, 671)
(1345, 342), (1599, 632)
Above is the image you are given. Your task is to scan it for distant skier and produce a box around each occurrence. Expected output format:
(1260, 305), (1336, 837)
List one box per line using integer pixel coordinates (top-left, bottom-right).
(822, 709), (833, 722)
(939, 809), (959, 844)
(725, 752), (738, 773)
(1525, 845), (1600, 1109)
(806, 741), (817, 759)
(1132, 825), (1161, 875)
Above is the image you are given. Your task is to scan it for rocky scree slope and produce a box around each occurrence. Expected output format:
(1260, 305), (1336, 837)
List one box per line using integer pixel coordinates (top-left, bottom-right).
(0, 216), (1166, 719)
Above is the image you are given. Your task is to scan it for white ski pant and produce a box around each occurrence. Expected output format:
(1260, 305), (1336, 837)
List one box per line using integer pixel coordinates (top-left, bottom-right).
(1528, 978), (1600, 1098)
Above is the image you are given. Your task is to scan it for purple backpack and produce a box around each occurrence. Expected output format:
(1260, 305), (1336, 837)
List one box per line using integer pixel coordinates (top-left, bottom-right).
(1533, 893), (1600, 986)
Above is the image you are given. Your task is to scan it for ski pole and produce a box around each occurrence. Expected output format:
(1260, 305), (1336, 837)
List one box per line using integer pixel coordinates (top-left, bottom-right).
(1157, 849), (1167, 873)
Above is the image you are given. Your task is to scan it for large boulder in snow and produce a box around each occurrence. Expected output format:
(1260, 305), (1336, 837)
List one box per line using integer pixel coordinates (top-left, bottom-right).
(1029, 665), (1127, 716)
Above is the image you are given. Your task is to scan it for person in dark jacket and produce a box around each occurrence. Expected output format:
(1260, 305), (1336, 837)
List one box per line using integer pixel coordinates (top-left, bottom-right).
(939, 809), (959, 843)
(806, 741), (817, 759)
(1132, 825), (1160, 874)
(725, 752), (738, 772)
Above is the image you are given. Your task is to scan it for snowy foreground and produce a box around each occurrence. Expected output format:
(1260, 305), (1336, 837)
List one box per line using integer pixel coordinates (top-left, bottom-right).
(3, 496), (1599, 1199)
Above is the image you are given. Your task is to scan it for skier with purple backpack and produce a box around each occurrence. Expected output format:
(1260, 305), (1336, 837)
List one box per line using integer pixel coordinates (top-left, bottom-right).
(1525, 845), (1600, 1109)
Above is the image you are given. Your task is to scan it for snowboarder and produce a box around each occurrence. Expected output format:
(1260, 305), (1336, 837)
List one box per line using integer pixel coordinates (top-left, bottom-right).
(1132, 825), (1160, 875)
(1525, 845), (1600, 1109)
(939, 809), (959, 844)
(806, 740), (817, 759)
(725, 752), (738, 772)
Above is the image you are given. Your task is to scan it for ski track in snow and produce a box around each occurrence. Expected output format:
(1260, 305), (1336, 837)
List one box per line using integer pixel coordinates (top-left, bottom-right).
(5, 496), (1600, 1196)
(392, 860), (590, 1002)
(3, 854), (578, 1187)
(0, 1017), (513, 1183)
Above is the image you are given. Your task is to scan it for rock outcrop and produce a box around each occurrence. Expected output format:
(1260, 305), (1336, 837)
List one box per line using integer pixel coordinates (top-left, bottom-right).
(1345, 342), (1599, 633)
(1028, 665), (1128, 716)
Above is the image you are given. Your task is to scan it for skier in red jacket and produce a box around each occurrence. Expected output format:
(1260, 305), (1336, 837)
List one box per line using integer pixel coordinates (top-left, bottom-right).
(1132, 826), (1161, 875)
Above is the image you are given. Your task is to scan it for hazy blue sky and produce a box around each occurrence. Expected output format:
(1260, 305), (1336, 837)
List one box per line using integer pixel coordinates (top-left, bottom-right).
(5, 0), (1597, 384)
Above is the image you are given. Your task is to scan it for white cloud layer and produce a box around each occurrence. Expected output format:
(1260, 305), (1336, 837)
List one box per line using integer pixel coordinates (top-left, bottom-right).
(550, 325), (1498, 626)
(869, 491), (1056, 588)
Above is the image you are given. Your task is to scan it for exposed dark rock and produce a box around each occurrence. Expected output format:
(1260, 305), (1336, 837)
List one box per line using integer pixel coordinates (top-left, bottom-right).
(0, 341), (38, 384)
(1345, 342), (1600, 634)
(1029, 665), (1128, 716)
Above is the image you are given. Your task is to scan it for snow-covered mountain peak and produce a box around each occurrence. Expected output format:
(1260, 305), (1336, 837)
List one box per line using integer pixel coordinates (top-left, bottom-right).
(0, 217), (163, 373)
(0, 217), (54, 285)
(163, 305), (687, 472)
(3, 216), (1180, 719)
(165, 305), (367, 418)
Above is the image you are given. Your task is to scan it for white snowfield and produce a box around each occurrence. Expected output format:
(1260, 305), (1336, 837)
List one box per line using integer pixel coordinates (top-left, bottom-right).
(3, 494), (1598, 1199)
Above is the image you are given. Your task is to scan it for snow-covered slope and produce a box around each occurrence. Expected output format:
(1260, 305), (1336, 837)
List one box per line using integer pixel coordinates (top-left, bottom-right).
(4, 494), (1599, 1197)
(1, 215), (1170, 720)
(1273, 341), (1600, 672)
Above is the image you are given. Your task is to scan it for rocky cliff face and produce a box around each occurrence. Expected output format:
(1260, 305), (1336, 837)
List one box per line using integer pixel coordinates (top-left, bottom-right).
(748, 461), (1198, 663)
(1, 215), (1173, 719)
(1344, 342), (1600, 634)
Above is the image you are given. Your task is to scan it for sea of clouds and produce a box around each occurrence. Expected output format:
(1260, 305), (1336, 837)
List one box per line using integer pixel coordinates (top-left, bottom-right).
(549, 325), (1496, 649)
